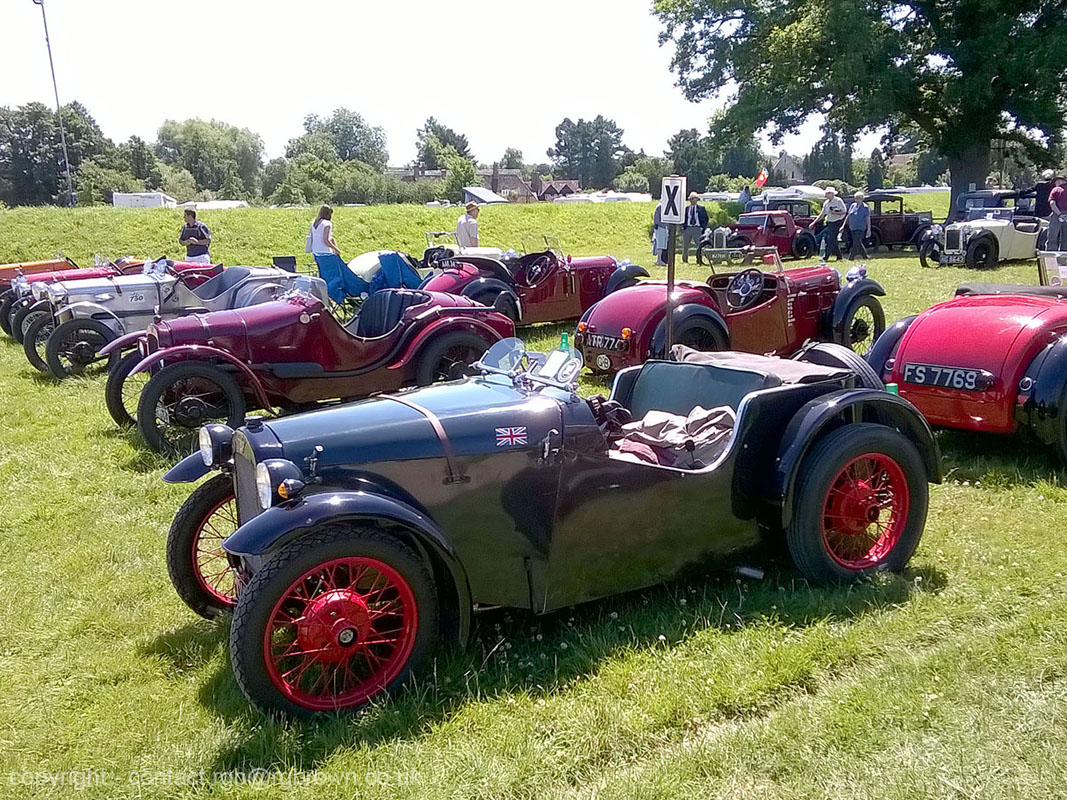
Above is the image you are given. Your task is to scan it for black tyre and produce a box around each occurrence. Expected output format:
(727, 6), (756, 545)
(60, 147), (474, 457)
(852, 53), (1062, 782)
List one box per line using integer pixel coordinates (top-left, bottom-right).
(866, 229), (882, 251)
(415, 331), (491, 385)
(0, 290), (15, 337)
(229, 525), (439, 717)
(167, 473), (239, 619)
(787, 423), (928, 583)
(965, 237), (997, 270)
(604, 278), (640, 296)
(21, 312), (55, 373)
(792, 233), (816, 259)
(11, 299), (47, 345)
(105, 349), (151, 428)
(473, 291), (520, 325)
(137, 361), (246, 455)
(837, 296), (885, 357)
(918, 240), (941, 268)
(674, 320), (728, 353)
(45, 318), (118, 379)
(727, 235), (753, 249)
(795, 341), (883, 390)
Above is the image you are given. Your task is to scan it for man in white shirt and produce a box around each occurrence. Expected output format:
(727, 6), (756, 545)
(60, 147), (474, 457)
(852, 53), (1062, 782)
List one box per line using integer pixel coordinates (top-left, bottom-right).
(811, 187), (848, 261)
(456, 201), (480, 249)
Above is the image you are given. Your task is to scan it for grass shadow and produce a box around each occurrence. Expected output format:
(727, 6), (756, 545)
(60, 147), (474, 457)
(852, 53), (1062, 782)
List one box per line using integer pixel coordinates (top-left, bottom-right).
(936, 429), (1066, 488)
(139, 617), (228, 674)
(193, 562), (945, 773)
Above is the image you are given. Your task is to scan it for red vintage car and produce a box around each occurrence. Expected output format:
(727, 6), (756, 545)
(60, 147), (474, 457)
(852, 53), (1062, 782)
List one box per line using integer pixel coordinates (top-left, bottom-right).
(575, 249), (886, 374)
(420, 250), (647, 325)
(0, 258), (77, 290)
(116, 285), (514, 453)
(714, 211), (819, 260)
(865, 265), (1067, 459)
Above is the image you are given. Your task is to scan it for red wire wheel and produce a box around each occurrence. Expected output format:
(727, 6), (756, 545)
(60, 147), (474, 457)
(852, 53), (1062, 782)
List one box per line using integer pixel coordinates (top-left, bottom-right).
(262, 556), (419, 712)
(820, 452), (909, 570)
(191, 496), (238, 606)
(787, 424), (928, 583)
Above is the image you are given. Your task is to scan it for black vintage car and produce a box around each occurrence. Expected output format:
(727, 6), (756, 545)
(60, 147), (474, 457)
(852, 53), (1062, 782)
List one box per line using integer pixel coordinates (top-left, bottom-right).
(164, 338), (940, 716)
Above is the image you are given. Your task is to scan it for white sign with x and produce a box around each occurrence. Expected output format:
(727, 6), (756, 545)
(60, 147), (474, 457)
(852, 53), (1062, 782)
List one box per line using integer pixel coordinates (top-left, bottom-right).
(659, 176), (686, 225)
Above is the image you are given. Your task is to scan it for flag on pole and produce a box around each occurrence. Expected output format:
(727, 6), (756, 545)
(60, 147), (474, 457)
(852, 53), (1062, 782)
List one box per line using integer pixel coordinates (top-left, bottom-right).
(755, 167), (769, 188)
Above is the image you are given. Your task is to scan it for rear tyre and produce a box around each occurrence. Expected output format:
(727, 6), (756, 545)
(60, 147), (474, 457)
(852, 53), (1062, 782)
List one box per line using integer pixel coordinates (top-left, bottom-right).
(105, 349), (150, 428)
(137, 362), (246, 455)
(472, 291), (520, 325)
(966, 237), (997, 270)
(792, 233), (816, 259)
(167, 473), (239, 619)
(415, 331), (491, 385)
(11, 299), (47, 345)
(787, 423), (928, 583)
(674, 320), (728, 354)
(0, 291), (15, 337)
(918, 240), (941, 268)
(837, 296), (885, 357)
(229, 526), (438, 717)
(45, 318), (118, 379)
(21, 312), (55, 373)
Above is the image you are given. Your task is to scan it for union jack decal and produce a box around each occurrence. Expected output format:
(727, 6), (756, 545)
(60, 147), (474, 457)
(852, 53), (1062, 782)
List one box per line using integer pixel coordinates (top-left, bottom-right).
(495, 426), (528, 447)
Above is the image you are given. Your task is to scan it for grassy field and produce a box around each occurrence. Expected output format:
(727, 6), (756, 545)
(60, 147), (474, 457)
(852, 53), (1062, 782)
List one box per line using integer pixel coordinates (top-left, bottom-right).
(3, 200), (1067, 799)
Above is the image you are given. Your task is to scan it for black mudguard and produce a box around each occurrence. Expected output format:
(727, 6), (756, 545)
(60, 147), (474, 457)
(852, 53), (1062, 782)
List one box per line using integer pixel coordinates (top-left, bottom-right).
(1023, 337), (1067, 447)
(222, 491), (472, 643)
(863, 314), (917, 377)
(461, 277), (519, 306)
(163, 452), (215, 484)
(830, 278), (886, 339)
(649, 304), (730, 359)
(603, 264), (650, 296)
(775, 389), (941, 527)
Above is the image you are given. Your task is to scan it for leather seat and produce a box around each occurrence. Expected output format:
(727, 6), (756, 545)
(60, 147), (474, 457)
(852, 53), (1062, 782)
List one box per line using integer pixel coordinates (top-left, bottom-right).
(624, 360), (781, 419)
(191, 266), (251, 300)
(354, 289), (430, 338)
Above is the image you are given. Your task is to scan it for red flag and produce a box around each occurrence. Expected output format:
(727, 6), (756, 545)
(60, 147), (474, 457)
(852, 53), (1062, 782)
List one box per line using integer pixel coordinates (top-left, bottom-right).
(755, 167), (769, 188)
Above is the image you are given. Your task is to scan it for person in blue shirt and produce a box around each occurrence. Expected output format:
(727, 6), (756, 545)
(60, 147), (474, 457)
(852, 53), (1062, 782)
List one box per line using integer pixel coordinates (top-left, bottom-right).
(178, 209), (212, 263)
(845, 191), (872, 260)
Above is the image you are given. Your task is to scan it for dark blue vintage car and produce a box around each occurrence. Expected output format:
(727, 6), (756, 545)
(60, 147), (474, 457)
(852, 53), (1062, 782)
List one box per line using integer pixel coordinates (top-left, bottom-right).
(163, 337), (941, 716)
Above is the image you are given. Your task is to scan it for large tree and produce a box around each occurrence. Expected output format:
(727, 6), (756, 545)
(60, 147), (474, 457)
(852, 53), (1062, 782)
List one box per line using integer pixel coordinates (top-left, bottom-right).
(416, 118), (472, 170)
(289, 108), (388, 171)
(654, 0), (1067, 207)
(155, 118), (263, 198)
(548, 116), (630, 188)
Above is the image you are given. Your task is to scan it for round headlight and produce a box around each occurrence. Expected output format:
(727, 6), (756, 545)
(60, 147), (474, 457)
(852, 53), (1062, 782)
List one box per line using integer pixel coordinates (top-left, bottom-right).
(199, 427), (214, 466)
(256, 462), (273, 509)
(198, 424), (233, 467)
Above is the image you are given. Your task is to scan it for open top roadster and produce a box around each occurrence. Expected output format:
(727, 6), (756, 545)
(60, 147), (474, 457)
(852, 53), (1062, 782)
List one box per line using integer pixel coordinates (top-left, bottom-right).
(918, 207), (1047, 269)
(163, 336), (939, 715)
(575, 248), (886, 374)
(420, 248), (646, 325)
(0, 257), (78, 290)
(866, 252), (1067, 459)
(120, 281), (514, 453)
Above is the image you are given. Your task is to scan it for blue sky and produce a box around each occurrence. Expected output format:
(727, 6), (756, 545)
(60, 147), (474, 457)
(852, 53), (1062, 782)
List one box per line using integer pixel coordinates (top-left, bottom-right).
(2, 0), (879, 165)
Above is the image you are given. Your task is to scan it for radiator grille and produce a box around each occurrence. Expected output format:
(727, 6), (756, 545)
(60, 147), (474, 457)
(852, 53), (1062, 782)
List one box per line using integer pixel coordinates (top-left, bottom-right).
(232, 433), (261, 525)
(945, 229), (962, 251)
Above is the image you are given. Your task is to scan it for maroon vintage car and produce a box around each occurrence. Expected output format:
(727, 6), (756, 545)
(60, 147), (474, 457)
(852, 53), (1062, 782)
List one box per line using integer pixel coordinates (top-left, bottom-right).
(113, 285), (515, 453)
(716, 211), (819, 260)
(420, 250), (647, 325)
(842, 193), (935, 251)
(575, 249), (886, 375)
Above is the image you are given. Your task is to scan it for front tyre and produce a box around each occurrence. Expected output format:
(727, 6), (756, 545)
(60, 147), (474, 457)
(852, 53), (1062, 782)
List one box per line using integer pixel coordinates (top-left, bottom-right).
(792, 232), (816, 259)
(45, 318), (118, 379)
(105, 349), (150, 428)
(0, 290), (15, 337)
(966, 237), (997, 270)
(11, 299), (48, 345)
(838, 296), (885, 357)
(918, 240), (941, 268)
(137, 361), (246, 454)
(229, 526), (438, 717)
(415, 331), (491, 385)
(167, 474), (239, 618)
(787, 423), (928, 583)
(22, 312), (55, 373)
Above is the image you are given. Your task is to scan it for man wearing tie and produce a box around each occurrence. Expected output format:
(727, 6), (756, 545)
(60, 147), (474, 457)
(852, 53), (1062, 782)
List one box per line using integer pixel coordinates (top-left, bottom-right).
(682, 192), (710, 264)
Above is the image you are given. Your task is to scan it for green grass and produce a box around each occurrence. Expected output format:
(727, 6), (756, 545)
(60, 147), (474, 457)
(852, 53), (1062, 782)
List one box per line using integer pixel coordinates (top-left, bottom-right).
(4, 199), (1067, 799)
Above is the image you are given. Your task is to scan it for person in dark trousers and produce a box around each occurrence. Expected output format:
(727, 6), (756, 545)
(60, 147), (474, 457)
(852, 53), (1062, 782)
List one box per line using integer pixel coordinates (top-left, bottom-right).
(178, 209), (212, 263)
(1049, 176), (1067, 252)
(845, 191), (872, 260)
(1033, 169), (1055, 219)
(681, 192), (710, 264)
(652, 203), (668, 266)
(811, 187), (847, 261)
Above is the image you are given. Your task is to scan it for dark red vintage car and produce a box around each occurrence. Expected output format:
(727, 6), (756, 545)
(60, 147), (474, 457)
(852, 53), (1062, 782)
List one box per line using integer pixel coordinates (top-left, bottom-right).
(110, 285), (514, 453)
(0, 258), (77, 291)
(420, 250), (647, 325)
(715, 211), (819, 260)
(865, 257), (1067, 460)
(841, 193), (934, 251)
(575, 250), (886, 375)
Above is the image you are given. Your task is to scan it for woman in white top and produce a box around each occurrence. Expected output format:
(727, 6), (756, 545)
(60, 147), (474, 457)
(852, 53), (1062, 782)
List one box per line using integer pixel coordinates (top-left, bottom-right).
(308, 205), (347, 302)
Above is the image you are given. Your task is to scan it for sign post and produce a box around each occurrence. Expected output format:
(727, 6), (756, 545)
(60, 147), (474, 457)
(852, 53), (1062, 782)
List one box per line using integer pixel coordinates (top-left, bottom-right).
(659, 175), (686, 356)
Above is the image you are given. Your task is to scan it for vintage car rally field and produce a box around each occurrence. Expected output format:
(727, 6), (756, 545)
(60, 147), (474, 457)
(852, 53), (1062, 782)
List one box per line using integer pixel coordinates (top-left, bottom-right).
(3, 202), (1067, 798)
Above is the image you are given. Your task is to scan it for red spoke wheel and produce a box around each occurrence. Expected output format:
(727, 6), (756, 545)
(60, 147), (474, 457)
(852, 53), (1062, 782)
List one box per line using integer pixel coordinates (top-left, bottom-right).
(229, 527), (438, 717)
(787, 423), (928, 582)
(167, 474), (239, 618)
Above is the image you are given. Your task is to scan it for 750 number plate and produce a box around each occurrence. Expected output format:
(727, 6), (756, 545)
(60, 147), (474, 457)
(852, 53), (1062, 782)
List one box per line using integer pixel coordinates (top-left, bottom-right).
(902, 362), (990, 391)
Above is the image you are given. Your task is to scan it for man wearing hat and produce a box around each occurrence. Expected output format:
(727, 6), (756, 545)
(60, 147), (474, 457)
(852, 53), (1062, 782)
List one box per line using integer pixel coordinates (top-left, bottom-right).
(811, 187), (847, 261)
(456, 201), (480, 249)
(682, 192), (710, 264)
(1034, 169), (1056, 219)
(1049, 175), (1067, 251)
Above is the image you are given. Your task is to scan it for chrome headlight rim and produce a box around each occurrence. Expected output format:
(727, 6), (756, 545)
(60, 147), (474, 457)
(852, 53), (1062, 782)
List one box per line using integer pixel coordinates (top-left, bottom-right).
(255, 458), (305, 509)
(199, 424), (234, 467)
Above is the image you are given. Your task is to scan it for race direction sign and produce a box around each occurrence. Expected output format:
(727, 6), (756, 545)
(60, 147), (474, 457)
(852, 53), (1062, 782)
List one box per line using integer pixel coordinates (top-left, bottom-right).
(660, 175), (687, 225)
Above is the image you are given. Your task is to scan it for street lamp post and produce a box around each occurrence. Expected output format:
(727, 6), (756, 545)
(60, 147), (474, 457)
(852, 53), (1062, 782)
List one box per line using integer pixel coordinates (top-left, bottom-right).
(32, 0), (76, 206)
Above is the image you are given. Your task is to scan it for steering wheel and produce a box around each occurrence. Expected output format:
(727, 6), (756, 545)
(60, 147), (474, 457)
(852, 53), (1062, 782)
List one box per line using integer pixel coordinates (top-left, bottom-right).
(725, 268), (766, 311)
(522, 254), (554, 286)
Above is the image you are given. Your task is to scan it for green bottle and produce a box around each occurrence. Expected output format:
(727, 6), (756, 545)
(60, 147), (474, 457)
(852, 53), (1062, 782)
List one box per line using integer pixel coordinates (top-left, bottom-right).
(886, 382), (899, 395)
(561, 332), (570, 350)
